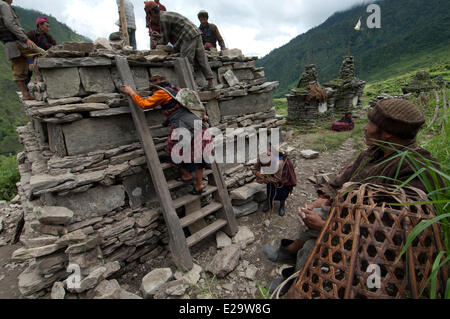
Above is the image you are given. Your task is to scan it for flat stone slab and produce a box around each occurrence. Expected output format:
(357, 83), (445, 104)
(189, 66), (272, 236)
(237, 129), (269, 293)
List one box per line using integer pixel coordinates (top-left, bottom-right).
(219, 92), (273, 117)
(29, 173), (75, 194)
(43, 185), (126, 222)
(141, 268), (173, 299)
(89, 107), (131, 117)
(82, 93), (121, 104)
(42, 67), (81, 99)
(300, 150), (320, 159)
(223, 70), (240, 87)
(79, 67), (115, 93)
(47, 97), (83, 106)
(233, 201), (258, 218)
(30, 103), (109, 116)
(19, 265), (67, 297)
(230, 182), (266, 200)
(43, 113), (83, 124)
(131, 67), (150, 90)
(38, 57), (112, 69)
(62, 113), (165, 156)
(12, 245), (61, 261)
(36, 206), (74, 225)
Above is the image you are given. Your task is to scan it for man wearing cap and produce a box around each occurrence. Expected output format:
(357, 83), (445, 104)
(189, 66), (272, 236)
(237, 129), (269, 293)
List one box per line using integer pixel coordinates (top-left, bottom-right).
(145, 1), (215, 89)
(26, 17), (56, 50)
(25, 17), (56, 84)
(198, 10), (227, 51)
(264, 99), (441, 294)
(116, 0), (137, 50)
(0, 0), (45, 100)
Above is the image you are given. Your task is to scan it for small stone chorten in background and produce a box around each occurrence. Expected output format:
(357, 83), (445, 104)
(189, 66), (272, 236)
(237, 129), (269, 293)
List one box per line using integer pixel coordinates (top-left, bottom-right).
(401, 70), (436, 95)
(324, 56), (366, 112)
(287, 64), (330, 123)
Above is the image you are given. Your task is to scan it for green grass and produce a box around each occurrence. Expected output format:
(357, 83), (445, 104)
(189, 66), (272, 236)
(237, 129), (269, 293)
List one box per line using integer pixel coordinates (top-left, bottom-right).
(273, 98), (288, 116)
(0, 155), (20, 201)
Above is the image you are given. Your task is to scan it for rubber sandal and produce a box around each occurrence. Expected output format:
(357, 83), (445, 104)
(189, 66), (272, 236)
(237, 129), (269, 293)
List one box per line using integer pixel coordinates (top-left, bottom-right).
(190, 187), (205, 196)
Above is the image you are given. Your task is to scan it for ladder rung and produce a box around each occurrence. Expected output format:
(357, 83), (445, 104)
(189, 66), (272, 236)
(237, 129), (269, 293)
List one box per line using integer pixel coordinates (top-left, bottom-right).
(180, 201), (223, 229)
(173, 185), (218, 209)
(155, 142), (168, 151)
(166, 170), (214, 190)
(186, 219), (228, 247)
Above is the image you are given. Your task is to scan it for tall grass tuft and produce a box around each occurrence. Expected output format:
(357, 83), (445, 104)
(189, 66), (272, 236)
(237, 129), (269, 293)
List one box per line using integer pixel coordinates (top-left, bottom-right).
(364, 139), (449, 299)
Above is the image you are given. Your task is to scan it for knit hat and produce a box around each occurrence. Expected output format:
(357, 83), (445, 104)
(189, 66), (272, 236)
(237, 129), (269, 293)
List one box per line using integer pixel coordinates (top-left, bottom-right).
(368, 99), (426, 140)
(36, 17), (48, 26)
(144, 1), (158, 12)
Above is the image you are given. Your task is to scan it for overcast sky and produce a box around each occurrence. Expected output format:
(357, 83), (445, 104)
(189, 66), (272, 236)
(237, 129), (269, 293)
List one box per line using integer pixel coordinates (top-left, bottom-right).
(14, 0), (372, 57)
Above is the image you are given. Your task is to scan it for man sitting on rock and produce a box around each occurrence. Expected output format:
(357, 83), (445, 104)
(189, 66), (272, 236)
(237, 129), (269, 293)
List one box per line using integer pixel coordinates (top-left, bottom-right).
(0, 0), (46, 100)
(197, 10), (227, 52)
(145, 1), (215, 89)
(264, 98), (441, 295)
(252, 147), (297, 217)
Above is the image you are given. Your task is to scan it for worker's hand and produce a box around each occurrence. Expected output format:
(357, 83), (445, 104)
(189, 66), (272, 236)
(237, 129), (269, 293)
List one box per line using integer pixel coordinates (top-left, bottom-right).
(300, 207), (325, 232)
(121, 85), (135, 96)
(306, 198), (329, 210)
(203, 114), (209, 122)
(26, 39), (37, 49)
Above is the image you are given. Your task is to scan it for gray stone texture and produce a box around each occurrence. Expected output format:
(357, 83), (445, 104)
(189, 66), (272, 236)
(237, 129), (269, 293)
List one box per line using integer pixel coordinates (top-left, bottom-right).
(62, 113), (166, 156)
(79, 67), (116, 93)
(43, 185), (126, 222)
(219, 92), (273, 116)
(42, 68), (81, 99)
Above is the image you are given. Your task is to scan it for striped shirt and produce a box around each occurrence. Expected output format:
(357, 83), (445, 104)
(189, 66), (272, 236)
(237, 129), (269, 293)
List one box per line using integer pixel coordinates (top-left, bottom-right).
(159, 11), (201, 51)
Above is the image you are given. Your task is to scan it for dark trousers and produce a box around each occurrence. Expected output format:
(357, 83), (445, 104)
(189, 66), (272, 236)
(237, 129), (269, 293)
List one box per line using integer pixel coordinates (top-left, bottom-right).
(267, 184), (292, 205)
(128, 29), (137, 50)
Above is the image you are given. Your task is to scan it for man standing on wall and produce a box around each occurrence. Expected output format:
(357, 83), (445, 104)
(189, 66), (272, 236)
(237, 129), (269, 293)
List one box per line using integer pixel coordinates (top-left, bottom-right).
(116, 0), (137, 50)
(26, 17), (56, 84)
(0, 0), (45, 100)
(198, 10), (227, 51)
(145, 1), (215, 89)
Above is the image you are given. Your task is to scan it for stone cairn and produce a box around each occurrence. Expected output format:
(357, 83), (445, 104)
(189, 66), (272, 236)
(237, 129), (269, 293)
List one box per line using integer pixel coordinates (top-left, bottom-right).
(13, 33), (285, 299)
(401, 70), (437, 95)
(287, 64), (331, 124)
(323, 56), (366, 112)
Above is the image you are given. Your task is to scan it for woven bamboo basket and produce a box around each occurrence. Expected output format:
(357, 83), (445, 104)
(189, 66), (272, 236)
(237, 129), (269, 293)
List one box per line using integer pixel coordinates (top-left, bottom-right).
(286, 183), (449, 299)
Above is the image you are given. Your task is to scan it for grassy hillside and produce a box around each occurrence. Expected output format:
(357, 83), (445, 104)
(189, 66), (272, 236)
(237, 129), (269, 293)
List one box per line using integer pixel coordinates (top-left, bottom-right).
(257, 0), (450, 97)
(0, 6), (89, 156)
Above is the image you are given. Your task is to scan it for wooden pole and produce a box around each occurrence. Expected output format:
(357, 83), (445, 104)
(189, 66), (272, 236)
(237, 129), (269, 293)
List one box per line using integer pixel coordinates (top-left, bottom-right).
(119, 0), (130, 46)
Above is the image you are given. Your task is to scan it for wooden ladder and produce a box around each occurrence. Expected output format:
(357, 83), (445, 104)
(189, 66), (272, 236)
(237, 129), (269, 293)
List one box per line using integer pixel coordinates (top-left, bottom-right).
(115, 56), (238, 271)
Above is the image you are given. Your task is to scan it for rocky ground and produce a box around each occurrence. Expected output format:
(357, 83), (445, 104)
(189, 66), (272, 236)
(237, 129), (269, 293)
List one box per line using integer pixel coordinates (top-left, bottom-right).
(0, 131), (360, 299)
(116, 135), (360, 300)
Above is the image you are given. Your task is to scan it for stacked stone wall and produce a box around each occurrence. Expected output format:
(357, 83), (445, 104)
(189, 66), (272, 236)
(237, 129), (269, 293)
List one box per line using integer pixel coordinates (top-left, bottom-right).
(13, 42), (285, 298)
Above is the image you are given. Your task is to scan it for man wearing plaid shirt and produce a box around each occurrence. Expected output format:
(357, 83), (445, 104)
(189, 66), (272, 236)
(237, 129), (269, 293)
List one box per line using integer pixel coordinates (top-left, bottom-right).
(145, 1), (215, 89)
